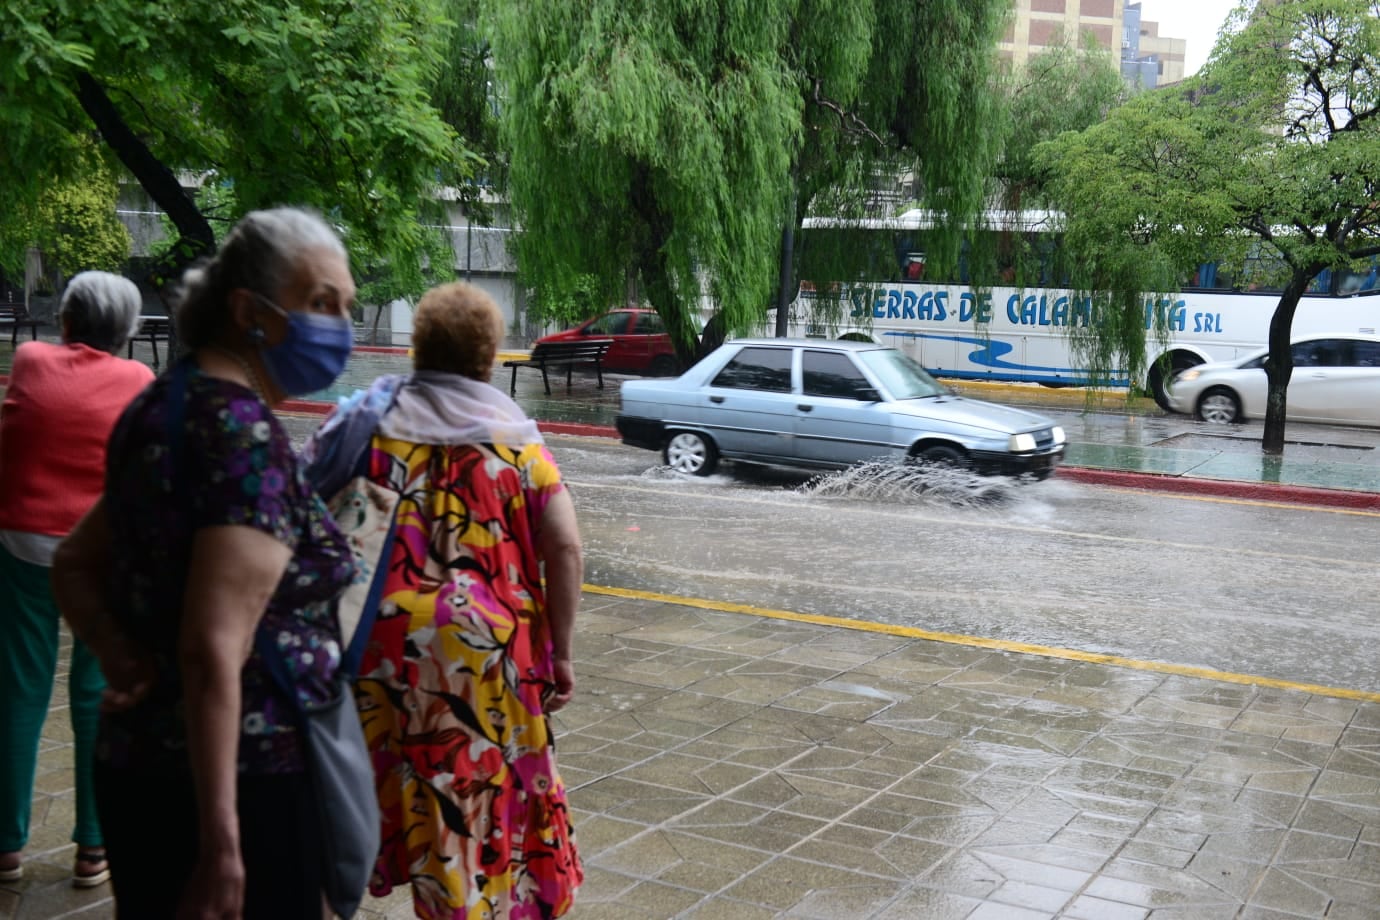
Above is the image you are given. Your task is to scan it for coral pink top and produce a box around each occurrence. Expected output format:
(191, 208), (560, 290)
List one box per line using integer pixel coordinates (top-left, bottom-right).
(0, 341), (154, 536)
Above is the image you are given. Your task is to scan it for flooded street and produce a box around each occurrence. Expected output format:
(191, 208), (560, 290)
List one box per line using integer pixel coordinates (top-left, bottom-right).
(553, 435), (1380, 693)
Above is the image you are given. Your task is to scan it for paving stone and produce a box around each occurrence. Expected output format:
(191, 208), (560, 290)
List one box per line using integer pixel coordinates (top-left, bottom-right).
(18, 595), (1380, 919)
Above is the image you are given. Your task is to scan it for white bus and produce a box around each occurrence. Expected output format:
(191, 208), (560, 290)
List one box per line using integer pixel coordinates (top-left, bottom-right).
(770, 210), (1380, 407)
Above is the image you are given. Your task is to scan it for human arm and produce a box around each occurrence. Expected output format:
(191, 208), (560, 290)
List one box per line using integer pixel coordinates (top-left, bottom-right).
(537, 488), (583, 713)
(52, 499), (155, 711)
(176, 524), (292, 920)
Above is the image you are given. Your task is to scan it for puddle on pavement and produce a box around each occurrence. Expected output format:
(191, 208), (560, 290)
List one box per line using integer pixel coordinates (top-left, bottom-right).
(1153, 431), (1375, 465)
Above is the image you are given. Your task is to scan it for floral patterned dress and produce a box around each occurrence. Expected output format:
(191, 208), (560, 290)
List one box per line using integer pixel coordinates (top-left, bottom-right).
(100, 369), (353, 774)
(356, 434), (581, 919)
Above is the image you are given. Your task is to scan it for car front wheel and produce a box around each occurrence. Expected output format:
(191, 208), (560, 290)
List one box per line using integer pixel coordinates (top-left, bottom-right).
(664, 431), (719, 475)
(1196, 387), (1242, 424)
(913, 444), (968, 468)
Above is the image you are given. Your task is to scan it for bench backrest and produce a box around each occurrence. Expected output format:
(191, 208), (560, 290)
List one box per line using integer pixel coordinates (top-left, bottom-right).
(530, 338), (613, 360)
(0, 303), (30, 321)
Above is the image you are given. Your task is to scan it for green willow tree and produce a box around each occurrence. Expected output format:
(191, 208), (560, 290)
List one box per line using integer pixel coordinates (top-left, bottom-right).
(1, 1), (469, 298)
(1037, 0), (1380, 454)
(486, 0), (1009, 364)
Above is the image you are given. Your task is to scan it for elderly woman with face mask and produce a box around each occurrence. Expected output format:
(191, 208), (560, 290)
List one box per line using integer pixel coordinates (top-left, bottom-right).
(0, 272), (154, 890)
(52, 207), (360, 918)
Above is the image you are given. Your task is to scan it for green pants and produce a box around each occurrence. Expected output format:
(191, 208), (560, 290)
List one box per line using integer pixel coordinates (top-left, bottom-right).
(0, 542), (104, 851)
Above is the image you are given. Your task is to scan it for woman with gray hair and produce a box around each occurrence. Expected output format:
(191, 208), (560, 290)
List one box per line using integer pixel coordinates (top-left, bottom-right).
(0, 271), (154, 889)
(53, 207), (359, 918)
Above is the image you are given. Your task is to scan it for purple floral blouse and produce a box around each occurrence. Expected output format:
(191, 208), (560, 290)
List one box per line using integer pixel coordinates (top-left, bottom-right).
(97, 367), (354, 774)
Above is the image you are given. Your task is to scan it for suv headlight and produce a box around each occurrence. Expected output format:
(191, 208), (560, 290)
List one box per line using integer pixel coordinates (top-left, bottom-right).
(1008, 433), (1036, 452)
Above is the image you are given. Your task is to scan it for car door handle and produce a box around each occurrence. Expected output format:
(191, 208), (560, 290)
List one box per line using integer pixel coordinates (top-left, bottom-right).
(709, 395), (725, 403)
(797, 404), (813, 412)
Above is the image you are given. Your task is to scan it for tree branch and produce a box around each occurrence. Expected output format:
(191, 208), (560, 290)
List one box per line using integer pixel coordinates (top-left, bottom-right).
(809, 78), (884, 146)
(75, 72), (214, 279)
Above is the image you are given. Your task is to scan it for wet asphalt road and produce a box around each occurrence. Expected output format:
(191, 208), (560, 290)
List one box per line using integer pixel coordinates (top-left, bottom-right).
(550, 435), (1380, 694)
(279, 406), (1380, 694)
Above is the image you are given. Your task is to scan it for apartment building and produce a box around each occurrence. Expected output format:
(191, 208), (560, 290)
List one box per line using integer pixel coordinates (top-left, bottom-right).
(1000, 0), (1187, 88)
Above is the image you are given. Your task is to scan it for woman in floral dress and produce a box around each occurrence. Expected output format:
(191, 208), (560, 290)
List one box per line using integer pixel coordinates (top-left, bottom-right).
(306, 281), (583, 919)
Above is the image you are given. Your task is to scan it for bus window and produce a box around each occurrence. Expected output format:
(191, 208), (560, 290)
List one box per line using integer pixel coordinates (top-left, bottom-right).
(1337, 260), (1379, 295)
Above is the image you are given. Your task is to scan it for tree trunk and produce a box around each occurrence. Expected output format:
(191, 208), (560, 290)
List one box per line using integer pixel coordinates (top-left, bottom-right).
(1261, 272), (1313, 455)
(630, 167), (697, 366)
(75, 73), (215, 295)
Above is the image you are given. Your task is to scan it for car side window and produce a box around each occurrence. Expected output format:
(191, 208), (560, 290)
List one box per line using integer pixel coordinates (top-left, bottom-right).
(1292, 339), (1351, 367)
(586, 313), (627, 336)
(1352, 341), (1380, 367)
(802, 350), (872, 399)
(711, 347), (793, 392)
(632, 313), (665, 335)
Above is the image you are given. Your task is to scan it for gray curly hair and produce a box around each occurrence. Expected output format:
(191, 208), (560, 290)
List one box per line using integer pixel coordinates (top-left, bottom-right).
(60, 271), (144, 354)
(174, 207), (347, 349)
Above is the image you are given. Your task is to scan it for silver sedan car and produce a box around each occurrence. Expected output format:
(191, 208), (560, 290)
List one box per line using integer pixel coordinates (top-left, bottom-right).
(1166, 333), (1380, 426)
(616, 338), (1065, 477)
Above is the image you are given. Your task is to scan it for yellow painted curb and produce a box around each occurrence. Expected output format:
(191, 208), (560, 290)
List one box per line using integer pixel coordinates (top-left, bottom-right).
(584, 583), (1380, 704)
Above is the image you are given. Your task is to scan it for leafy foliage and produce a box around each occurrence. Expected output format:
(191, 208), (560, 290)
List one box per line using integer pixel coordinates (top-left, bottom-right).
(0, 0), (473, 299)
(1036, 0), (1380, 451)
(996, 34), (1131, 210)
(0, 145), (130, 280)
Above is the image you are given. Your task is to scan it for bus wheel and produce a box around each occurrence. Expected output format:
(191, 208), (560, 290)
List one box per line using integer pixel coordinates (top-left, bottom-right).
(1149, 354), (1203, 411)
(1197, 388), (1241, 425)
(664, 431), (719, 475)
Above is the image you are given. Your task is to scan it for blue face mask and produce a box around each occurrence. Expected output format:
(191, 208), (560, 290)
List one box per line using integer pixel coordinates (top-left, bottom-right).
(252, 295), (353, 396)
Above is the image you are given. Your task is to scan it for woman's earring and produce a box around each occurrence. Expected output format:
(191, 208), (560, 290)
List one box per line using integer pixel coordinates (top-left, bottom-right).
(248, 326), (266, 343)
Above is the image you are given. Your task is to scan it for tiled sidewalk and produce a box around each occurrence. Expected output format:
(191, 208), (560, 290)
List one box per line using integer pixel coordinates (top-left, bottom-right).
(14, 590), (1379, 919)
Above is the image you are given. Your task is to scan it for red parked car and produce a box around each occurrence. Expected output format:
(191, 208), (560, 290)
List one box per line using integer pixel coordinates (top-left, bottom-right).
(535, 308), (680, 375)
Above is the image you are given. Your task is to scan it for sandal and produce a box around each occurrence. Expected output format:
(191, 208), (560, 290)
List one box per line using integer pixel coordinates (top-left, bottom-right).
(73, 848), (110, 889)
(0, 851), (20, 883)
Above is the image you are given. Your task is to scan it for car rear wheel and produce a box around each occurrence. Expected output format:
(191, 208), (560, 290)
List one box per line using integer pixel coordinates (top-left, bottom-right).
(649, 354), (678, 377)
(1197, 387), (1241, 424)
(664, 431), (719, 475)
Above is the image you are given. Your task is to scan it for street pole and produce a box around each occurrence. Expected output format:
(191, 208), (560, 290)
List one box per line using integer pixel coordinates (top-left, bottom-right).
(775, 185), (796, 338)
(465, 215), (473, 281)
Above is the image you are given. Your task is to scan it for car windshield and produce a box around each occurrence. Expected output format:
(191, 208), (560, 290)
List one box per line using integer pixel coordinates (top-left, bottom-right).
(856, 349), (947, 400)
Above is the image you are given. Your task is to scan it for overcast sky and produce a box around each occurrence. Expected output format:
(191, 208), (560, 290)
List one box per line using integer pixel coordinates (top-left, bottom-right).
(1139, 0), (1239, 77)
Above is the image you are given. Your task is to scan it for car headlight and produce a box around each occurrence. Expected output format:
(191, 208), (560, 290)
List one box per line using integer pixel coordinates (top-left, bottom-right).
(1008, 433), (1036, 453)
(1174, 369), (1201, 383)
(1052, 426), (1065, 445)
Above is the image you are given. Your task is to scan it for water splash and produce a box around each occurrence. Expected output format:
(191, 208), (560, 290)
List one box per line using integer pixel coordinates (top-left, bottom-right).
(797, 460), (1027, 508)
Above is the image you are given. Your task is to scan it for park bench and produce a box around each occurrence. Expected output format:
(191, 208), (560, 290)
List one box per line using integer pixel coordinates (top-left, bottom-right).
(504, 338), (613, 395)
(0, 303), (43, 347)
(126, 314), (174, 370)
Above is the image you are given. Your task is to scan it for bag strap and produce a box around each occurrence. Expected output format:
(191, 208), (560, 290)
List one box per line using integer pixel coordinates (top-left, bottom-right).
(336, 508), (397, 681)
